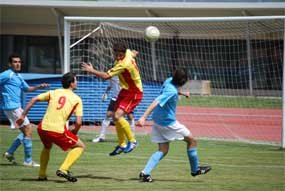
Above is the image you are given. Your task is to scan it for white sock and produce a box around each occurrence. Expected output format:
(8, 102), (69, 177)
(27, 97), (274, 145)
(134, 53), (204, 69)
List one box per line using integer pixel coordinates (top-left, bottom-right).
(130, 118), (135, 134)
(99, 118), (111, 139)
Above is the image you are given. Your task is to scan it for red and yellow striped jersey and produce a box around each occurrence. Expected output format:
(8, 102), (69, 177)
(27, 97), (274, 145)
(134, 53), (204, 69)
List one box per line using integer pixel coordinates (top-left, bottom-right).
(107, 49), (143, 94)
(37, 88), (83, 133)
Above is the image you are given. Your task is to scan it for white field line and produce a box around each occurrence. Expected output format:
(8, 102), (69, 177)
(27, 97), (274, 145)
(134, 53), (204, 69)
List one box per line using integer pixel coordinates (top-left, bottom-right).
(177, 112), (281, 118)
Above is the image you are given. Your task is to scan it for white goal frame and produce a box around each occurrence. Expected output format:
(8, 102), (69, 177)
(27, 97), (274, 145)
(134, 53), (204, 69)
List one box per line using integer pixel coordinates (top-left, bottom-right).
(64, 16), (285, 148)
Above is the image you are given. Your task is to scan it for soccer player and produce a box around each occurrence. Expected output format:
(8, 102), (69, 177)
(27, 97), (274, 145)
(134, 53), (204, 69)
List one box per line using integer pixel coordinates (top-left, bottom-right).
(16, 72), (85, 182)
(0, 54), (49, 167)
(81, 42), (143, 156)
(136, 68), (211, 182)
(92, 76), (135, 143)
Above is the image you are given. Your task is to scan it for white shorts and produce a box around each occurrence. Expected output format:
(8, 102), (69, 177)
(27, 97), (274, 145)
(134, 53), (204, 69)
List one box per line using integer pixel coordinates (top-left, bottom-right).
(4, 108), (30, 128)
(151, 121), (191, 143)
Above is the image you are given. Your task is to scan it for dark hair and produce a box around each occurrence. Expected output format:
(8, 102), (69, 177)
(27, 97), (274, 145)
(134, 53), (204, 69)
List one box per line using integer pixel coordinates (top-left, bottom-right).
(172, 68), (188, 87)
(112, 42), (127, 53)
(61, 72), (76, 88)
(9, 53), (21, 63)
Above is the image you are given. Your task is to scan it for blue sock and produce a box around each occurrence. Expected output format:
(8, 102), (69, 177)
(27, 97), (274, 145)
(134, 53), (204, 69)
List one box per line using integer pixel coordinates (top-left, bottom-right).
(143, 151), (164, 175)
(187, 147), (199, 173)
(23, 137), (32, 163)
(7, 133), (24, 155)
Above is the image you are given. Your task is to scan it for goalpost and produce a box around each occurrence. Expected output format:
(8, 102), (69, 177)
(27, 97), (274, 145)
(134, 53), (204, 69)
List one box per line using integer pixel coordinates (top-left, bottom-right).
(64, 16), (285, 148)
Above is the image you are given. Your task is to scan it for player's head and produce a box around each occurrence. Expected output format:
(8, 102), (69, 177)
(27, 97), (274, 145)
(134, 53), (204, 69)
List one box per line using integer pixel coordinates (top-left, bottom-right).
(172, 68), (188, 87)
(113, 42), (127, 61)
(62, 72), (77, 90)
(9, 54), (22, 72)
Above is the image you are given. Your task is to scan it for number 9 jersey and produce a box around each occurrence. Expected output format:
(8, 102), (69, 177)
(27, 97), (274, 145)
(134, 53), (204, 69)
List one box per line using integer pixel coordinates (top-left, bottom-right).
(37, 88), (83, 133)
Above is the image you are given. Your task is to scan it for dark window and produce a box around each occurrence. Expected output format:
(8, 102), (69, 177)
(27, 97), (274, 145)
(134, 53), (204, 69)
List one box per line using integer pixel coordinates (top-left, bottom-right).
(0, 35), (60, 74)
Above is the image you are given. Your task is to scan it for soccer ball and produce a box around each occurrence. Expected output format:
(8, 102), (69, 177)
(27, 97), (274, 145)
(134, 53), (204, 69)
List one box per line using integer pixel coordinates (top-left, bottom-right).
(144, 26), (160, 42)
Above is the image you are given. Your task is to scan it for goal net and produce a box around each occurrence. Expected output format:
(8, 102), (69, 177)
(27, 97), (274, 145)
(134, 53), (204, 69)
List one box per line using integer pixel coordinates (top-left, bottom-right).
(64, 16), (284, 146)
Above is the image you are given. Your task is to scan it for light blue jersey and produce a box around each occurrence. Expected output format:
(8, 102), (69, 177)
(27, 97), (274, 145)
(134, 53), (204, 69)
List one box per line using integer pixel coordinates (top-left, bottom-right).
(0, 69), (29, 110)
(152, 77), (178, 126)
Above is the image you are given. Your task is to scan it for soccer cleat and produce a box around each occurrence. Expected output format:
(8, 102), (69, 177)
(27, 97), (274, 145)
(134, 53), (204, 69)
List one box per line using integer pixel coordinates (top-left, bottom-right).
(23, 161), (40, 167)
(3, 152), (16, 163)
(92, 137), (105, 143)
(123, 141), (138, 153)
(38, 177), (48, 181)
(191, 165), (211, 177)
(56, 169), (77, 182)
(139, 171), (153, 182)
(109, 145), (126, 156)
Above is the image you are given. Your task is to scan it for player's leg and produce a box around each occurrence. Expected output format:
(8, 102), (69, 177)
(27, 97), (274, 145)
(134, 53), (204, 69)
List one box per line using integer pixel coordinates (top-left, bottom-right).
(113, 108), (137, 153)
(109, 108), (128, 156)
(139, 123), (169, 182)
(114, 93), (142, 153)
(3, 110), (23, 161)
(59, 140), (85, 172)
(38, 147), (51, 180)
(184, 135), (211, 177)
(93, 112), (112, 143)
(180, 121), (211, 176)
(56, 131), (85, 182)
(140, 143), (168, 182)
(3, 109), (37, 165)
(4, 132), (23, 163)
(93, 100), (116, 143)
(12, 108), (39, 166)
(127, 112), (135, 135)
(37, 127), (52, 180)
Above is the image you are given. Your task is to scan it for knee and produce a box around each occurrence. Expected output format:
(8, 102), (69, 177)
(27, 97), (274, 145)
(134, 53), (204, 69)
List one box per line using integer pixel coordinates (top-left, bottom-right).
(113, 114), (119, 121)
(82, 144), (86, 150)
(80, 142), (86, 150)
(185, 136), (197, 147)
(23, 127), (33, 138)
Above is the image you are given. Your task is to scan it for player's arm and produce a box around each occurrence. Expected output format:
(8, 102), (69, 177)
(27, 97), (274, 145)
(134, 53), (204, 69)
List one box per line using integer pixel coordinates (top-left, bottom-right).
(71, 116), (82, 135)
(16, 96), (41, 127)
(0, 72), (9, 85)
(81, 62), (111, 80)
(178, 91), (190, 98)
(70, 99), (83, 135)
(26, 82), (50, 92)
(136, 100), (159, 127)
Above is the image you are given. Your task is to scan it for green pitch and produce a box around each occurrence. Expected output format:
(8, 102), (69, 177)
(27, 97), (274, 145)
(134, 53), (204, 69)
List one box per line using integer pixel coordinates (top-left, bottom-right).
(0, 126), (284, 191)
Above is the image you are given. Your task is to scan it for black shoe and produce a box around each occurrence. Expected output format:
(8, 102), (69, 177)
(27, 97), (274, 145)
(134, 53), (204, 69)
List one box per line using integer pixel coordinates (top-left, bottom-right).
(191, 165), (211, 177)
(38, 177), (48, 181)
(139, 171), (153, 182)
(109, 145), (125, 156)
(56, 169), (77, 182)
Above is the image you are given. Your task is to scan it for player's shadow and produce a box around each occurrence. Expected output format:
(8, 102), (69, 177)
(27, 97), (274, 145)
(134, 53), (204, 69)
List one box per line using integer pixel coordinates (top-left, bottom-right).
(77, 174), (125, 181)
(0, 163), (19, 166)
(20, 178), (69, 183)
(78, 174), (200, 183)
(129, 177), (203, 183)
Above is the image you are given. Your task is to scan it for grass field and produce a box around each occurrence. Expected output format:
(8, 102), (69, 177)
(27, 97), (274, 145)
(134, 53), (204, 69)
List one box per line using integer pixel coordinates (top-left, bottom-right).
(0, 125), (284, 191)
(179, 96), (282, 109)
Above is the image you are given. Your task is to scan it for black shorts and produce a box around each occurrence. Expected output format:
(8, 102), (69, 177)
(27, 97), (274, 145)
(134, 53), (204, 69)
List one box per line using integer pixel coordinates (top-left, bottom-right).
(107, 99), (116, 112)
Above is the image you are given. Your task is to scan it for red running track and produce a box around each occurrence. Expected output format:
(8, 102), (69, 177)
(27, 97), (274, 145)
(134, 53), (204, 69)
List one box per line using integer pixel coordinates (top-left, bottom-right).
(83, 107), (282, 144)
(176, 107), (282, 143)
